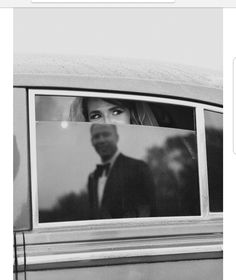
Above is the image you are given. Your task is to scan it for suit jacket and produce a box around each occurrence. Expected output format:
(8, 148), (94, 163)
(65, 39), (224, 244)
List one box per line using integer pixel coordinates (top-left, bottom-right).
(88, 153), (156, 219)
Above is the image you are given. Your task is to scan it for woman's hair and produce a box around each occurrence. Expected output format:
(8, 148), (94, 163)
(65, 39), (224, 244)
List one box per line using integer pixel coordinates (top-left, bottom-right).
(69, 97), (159, 126)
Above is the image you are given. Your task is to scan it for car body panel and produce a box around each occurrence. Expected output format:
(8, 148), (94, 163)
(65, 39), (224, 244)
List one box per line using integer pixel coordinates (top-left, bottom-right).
(14, 55), (223, 106)
(13, 55), (223, 280)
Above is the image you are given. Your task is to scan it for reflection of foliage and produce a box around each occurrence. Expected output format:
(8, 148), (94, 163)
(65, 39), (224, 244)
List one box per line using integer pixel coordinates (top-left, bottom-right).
(205, 128), (223, 212)
(39, 191), (90, 223)
(146, 133), (200, 216)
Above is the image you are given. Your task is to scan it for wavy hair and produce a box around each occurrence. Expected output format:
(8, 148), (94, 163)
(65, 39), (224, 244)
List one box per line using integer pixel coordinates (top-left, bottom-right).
(69, 97), (158, 126)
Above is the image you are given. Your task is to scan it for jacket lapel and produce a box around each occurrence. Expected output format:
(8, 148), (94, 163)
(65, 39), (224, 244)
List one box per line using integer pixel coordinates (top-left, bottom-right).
(101, 154), (123, 206)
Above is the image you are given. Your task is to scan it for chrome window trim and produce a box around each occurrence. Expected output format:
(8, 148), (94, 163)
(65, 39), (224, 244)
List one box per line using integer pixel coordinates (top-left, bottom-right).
(208, 212), (223, 218)
(28, 89), (223, 231)
(30, 89), (222, 110)
(196, 107), (210, 218)
(18, 244), (223, 271)
(28, 92), (39, 228)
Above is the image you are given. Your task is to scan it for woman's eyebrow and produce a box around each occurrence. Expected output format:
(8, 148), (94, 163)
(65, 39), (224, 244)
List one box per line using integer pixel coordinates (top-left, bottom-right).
(108, 106), (123, 112)
(89, 110), (101, 115)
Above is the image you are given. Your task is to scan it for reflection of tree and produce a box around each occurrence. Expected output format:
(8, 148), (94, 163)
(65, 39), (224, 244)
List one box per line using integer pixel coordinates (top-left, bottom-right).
(39, 190), (90, 223)
(205, 128), (223, 212)
(146, 133), (200, 216)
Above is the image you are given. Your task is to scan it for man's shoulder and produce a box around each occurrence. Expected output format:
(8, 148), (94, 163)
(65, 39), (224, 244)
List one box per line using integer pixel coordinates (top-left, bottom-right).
(118, 153), (147, 167)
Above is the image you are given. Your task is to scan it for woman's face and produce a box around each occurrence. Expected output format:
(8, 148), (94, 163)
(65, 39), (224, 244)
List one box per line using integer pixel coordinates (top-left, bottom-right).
(87, 98), (131, 124)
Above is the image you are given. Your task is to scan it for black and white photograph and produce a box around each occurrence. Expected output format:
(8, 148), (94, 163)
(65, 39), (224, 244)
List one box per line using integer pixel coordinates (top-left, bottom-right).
(13, 8), (223, 280)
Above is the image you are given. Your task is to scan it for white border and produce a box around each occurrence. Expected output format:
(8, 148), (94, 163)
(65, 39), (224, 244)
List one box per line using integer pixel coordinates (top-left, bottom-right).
(234, 58), (236, 153)
(1, 0), (236, 8)
(28, 89), (223, 230)
(0, 8), (13, 280)
(32, 0), (174, 2)
(224, 9), (236, 280)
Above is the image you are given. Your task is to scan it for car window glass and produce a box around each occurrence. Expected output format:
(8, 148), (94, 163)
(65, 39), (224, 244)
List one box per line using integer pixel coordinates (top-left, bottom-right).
(34, 94), (200, 223)
(35, 95), (195, 130)
(205, 110), (223, 212)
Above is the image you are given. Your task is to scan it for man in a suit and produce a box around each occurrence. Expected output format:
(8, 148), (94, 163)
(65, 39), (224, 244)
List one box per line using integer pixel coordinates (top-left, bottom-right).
(88, 124), (156, 219)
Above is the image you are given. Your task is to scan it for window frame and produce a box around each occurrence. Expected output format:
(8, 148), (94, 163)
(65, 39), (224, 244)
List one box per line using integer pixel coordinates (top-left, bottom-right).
(28, 89), (223, 232)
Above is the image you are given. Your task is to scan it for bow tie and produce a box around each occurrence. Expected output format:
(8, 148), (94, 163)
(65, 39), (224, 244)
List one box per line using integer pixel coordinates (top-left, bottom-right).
(95, 163), (110, 178)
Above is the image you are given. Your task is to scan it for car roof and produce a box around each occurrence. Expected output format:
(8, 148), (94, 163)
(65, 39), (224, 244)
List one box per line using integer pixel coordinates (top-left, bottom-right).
(14, 55), (223, 106)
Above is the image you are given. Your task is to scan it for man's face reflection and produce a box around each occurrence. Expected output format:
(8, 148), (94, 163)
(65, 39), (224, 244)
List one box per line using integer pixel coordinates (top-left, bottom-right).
(91, 124), (118, 162)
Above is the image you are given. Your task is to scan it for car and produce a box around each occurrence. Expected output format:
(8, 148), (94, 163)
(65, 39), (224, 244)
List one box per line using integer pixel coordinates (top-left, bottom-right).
(13, 54), (223, 280)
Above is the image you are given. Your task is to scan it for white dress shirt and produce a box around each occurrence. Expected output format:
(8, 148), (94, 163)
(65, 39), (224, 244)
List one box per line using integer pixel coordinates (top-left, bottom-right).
(97, 151), (120, 206)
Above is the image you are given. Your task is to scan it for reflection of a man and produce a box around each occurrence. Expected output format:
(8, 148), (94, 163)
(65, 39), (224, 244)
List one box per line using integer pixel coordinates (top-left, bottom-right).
(88, 124), (156, 219)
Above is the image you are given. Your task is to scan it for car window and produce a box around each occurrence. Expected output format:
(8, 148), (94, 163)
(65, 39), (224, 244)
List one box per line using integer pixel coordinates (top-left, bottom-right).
(35, 95), (195, 130)
(204, 110), (223, 212)
(32, 92), (200, 224)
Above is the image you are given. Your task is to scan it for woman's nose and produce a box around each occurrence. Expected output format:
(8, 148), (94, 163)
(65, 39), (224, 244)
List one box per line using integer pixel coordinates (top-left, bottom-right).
(103, 114), (113, 124)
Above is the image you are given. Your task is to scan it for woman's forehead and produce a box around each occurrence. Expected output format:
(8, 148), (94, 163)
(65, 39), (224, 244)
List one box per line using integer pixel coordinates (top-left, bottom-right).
(87, 98), (124, 112)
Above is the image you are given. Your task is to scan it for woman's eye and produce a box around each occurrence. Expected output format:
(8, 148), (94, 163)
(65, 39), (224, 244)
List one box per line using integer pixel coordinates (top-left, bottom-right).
(112, 108), (124, 116)
(89, 113), (101, 120)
